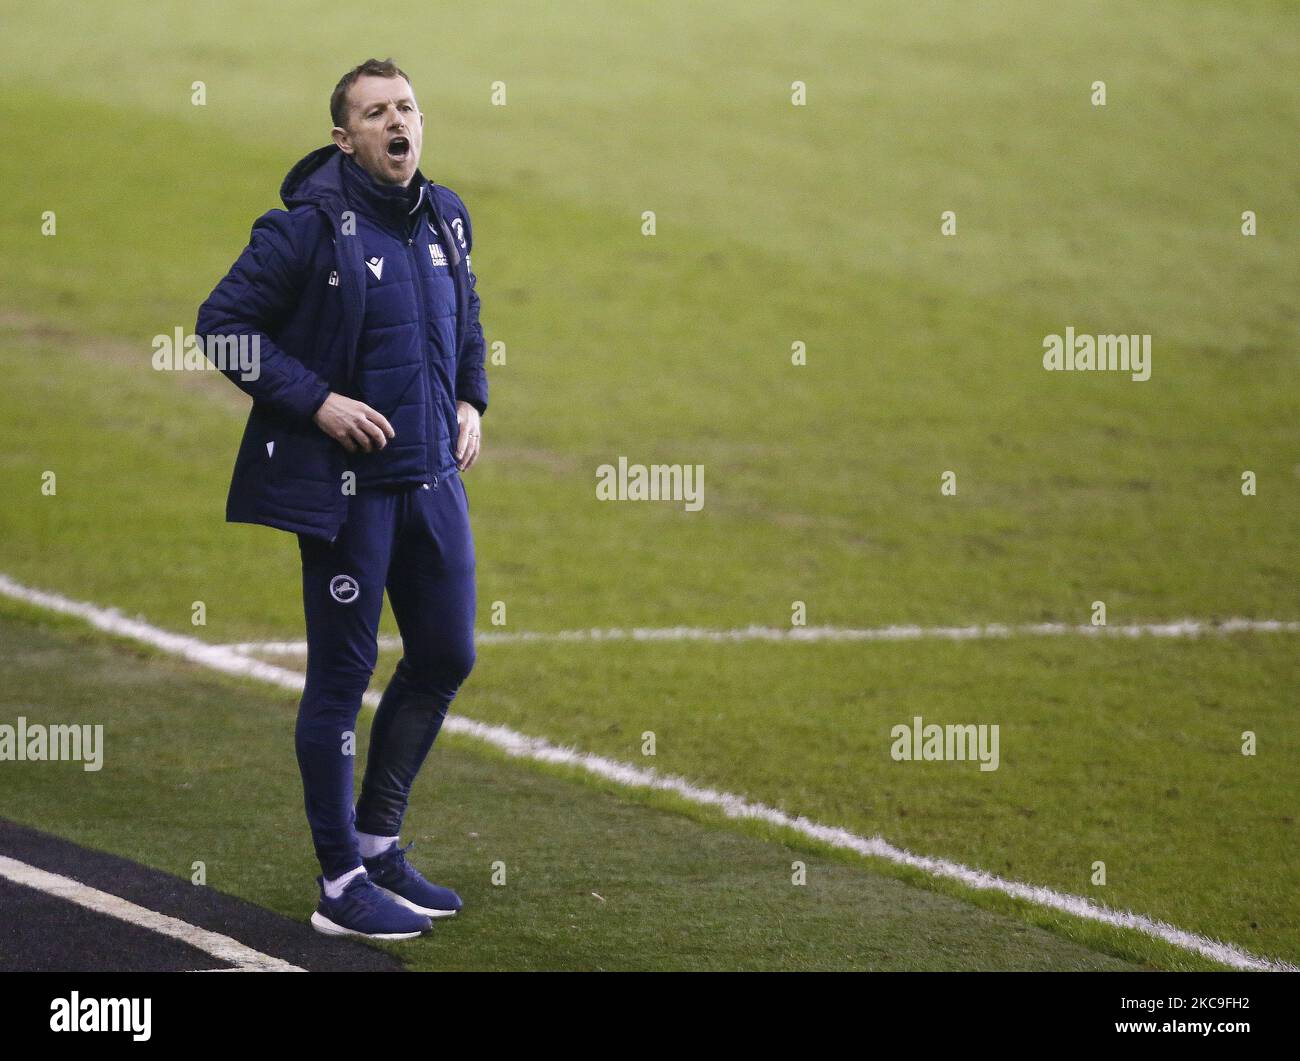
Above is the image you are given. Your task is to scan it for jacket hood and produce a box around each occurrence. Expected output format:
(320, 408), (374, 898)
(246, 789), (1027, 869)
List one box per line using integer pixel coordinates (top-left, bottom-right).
(280, 145), (350, 210)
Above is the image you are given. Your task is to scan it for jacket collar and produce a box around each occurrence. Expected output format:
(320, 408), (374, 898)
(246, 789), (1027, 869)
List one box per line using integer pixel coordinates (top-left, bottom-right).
(280, 145), (434, 232)
(340, 153), (431, 235)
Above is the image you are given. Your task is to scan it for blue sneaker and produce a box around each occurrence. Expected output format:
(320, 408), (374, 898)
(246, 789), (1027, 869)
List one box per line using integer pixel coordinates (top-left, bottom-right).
(310, 871), (432, 940)
(362, 841), (462, 918)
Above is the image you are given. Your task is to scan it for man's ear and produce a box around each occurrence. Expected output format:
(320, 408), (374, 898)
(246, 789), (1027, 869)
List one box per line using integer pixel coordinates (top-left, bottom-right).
(331, 125), (354, 155)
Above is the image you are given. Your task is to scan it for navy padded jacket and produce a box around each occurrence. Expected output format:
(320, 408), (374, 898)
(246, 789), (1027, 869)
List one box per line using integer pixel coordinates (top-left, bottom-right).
(195, 145), (488, 542)
(339, 153), (461, 489)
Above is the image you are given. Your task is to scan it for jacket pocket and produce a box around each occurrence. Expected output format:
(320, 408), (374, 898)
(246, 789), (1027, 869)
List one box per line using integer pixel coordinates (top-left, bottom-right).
(253, 414), (346, 530)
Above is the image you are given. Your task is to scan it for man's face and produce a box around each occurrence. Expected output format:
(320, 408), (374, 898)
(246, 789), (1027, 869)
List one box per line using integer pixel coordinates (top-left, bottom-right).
(332, 74), (423, 186)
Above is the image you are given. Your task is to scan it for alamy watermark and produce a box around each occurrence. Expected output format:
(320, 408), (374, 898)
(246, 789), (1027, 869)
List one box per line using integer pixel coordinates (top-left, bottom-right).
(890, 715), (1000, 772)
(0, 717), (104, 771)
(50, 993), (150, 1040)
(152, 327), (260, 382)
(596, 457), (704, 511)
(1043, 327), (1151, 382)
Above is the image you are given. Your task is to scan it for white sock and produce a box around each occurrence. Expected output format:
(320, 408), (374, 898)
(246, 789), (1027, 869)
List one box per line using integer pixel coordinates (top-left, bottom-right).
(357, 831), (399, 859)
(322, 865), (366, 900)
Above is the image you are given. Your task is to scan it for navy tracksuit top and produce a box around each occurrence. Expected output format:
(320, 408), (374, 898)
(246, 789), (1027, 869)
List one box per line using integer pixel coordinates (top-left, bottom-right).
(340, 155), (460, 488)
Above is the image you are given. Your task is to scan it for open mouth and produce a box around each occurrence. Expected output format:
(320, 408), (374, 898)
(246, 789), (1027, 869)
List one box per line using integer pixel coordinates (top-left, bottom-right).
(386, 136), (410, 161)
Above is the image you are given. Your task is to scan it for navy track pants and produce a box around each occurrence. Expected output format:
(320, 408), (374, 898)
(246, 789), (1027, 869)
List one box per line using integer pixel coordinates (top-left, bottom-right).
(294, 474), (476, 880)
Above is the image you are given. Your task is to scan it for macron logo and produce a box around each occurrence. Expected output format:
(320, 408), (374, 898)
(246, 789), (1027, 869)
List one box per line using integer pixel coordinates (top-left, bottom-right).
(365, 257), (384, 281)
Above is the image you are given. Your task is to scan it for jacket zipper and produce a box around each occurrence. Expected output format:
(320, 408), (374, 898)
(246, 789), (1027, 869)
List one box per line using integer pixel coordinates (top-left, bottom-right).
(405, 227), (439, 489)
(424, 196), (466, 484)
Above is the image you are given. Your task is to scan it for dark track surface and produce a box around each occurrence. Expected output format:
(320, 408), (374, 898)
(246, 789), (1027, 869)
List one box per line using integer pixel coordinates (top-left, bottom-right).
(0, 819), (402, 972)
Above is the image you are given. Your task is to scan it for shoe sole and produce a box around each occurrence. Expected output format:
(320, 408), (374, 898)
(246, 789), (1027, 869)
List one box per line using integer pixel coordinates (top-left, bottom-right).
(310, 911), (428, 940)
(375, 884), (460, 919)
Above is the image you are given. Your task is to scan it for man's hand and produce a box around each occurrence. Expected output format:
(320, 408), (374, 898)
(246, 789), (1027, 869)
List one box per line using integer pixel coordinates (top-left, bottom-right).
(456, 401), (482, 471)
(312, 392), (395, 454)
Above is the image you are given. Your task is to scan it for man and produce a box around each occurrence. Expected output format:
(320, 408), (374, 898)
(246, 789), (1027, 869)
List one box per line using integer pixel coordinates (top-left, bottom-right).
(196, 58), (488, 940)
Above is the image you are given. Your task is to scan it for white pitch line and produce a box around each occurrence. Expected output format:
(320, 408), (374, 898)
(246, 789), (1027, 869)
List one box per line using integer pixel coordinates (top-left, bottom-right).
(0, 855), (303, 972)
(222, 617), (1300, 656)
(1, 572), (1294, 973)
